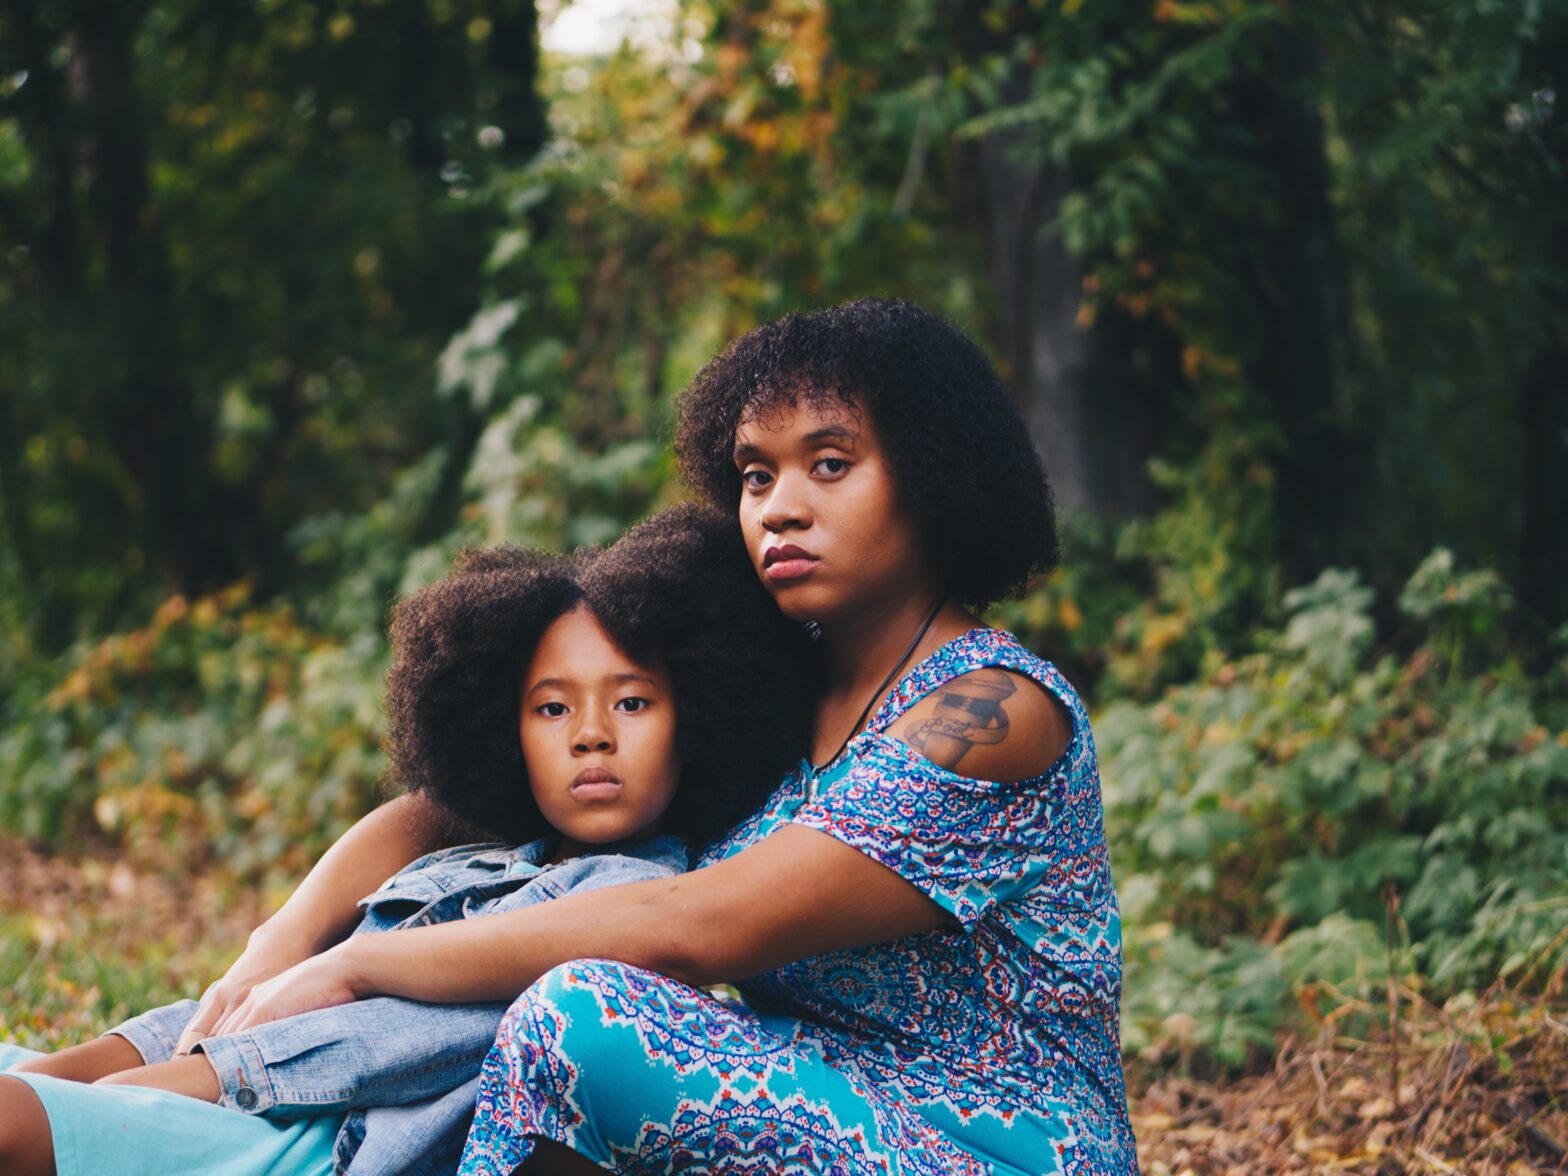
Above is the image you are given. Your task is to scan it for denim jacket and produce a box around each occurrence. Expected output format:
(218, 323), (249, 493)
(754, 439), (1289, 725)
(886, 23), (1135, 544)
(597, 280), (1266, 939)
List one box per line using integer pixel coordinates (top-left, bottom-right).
(112, 834), (687, 1176)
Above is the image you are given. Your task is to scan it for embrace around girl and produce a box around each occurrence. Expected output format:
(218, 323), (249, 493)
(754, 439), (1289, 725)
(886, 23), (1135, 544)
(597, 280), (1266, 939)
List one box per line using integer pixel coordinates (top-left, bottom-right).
(0, 503), (814, 1176)
(3, 296), (1138, 1175)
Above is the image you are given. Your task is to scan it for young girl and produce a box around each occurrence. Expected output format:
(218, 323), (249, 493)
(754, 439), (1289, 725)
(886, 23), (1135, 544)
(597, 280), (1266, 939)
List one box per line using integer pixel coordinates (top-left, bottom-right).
(0, 502), (815, 1176)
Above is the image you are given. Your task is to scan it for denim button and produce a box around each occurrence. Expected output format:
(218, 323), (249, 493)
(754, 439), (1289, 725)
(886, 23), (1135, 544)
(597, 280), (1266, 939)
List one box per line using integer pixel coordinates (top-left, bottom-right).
(235, 1086), (258, 1110)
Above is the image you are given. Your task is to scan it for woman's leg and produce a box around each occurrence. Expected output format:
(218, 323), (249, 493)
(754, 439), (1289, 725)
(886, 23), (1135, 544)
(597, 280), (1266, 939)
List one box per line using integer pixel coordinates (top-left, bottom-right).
(458, 959), (987, 1176)
(0, 1077), (57, 1176)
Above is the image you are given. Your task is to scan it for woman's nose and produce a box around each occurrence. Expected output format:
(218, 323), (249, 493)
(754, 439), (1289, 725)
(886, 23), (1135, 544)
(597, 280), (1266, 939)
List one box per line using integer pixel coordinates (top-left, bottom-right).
(760, 469), (811, 533)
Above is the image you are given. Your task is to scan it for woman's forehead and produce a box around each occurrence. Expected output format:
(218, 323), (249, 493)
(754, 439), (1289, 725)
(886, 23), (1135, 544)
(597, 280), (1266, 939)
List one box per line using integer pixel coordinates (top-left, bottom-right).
(733, 392), (871, 454)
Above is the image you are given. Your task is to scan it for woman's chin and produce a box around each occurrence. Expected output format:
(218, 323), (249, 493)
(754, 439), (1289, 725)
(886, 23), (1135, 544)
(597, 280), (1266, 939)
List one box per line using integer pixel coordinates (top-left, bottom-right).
(765, 586), (829, 624)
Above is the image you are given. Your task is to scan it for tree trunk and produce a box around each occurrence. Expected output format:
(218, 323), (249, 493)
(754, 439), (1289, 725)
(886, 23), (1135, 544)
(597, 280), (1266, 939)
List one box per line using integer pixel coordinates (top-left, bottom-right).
(974, 120), (1165, 519)
(1232, 28), (1356, 582)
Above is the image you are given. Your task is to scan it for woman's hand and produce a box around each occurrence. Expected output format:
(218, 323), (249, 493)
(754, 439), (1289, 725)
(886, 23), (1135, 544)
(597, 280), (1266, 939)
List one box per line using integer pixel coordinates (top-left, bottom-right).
(175, 926), (318, 1053)
(175, 792), (459, 1052)
(206, 944), (362, 1037)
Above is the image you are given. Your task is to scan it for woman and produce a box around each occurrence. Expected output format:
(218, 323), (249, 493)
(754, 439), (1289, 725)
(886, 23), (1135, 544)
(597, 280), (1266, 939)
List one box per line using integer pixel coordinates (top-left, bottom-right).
(454, 299), (1138, 1174)
(11, 299), (1135, 1174)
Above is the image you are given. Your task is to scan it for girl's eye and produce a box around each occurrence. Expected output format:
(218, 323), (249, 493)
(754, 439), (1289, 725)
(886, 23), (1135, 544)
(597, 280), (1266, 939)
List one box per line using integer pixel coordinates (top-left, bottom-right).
(740, 468), (773, 491)
(537, 702), (568, 718)
(615, 697), (650, 714)
(814, 457), (850, 477)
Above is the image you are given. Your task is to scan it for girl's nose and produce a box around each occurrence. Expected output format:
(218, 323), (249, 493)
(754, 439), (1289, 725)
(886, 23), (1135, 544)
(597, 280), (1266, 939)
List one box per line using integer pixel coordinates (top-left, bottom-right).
(572, 716), (615, 754)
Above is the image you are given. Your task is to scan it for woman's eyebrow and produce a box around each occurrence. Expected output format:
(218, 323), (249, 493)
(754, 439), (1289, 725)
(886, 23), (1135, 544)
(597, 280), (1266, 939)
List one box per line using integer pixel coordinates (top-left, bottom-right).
(733, 426), (859, 464)
(802, 426), (858, 447)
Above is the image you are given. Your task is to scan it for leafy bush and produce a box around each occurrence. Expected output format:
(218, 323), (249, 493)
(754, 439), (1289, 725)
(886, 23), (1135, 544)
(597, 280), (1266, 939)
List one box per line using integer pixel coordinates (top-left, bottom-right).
(1100, 550), (1568, 1070)
(0, 586), (386, 882)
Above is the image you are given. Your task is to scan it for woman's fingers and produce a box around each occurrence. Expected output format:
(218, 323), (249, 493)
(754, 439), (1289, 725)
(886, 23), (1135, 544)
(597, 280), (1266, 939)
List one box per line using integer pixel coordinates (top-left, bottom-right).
(175, 984), (239, 1054)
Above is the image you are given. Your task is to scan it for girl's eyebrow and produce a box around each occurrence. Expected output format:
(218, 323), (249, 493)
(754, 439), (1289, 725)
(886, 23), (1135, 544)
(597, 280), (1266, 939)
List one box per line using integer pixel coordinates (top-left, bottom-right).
(733, 425), (859, 464)
(526, 672), (661, 697)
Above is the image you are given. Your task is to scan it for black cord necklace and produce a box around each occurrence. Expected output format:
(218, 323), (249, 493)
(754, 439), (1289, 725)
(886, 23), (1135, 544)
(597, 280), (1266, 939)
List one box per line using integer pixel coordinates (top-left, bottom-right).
(810, 591), (948, 781)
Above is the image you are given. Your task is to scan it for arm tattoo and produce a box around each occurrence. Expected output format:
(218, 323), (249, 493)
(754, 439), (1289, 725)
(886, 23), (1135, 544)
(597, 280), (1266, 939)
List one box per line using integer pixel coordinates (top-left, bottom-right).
(904, 670), (1016, 770)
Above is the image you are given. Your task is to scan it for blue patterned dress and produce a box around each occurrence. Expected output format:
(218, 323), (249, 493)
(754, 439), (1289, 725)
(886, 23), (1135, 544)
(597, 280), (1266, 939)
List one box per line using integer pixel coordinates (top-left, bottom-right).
(457, 628), (1137, 1175)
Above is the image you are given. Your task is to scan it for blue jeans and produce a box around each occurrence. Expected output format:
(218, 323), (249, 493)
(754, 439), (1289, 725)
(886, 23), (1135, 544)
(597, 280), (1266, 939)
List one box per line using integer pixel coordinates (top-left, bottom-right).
(118, 998), (497, 1176)
(111, 834), (686, 1176)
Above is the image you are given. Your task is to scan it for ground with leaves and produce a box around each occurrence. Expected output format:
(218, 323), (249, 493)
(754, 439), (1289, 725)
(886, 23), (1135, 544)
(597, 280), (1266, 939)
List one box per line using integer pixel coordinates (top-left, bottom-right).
(5, 835), (1562, 1173)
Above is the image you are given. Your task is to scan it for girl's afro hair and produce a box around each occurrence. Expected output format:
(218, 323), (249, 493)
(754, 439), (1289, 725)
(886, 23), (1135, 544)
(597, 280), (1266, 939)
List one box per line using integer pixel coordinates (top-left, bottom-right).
(674, 297), (1058, 611)
(384, 502), (817, 851)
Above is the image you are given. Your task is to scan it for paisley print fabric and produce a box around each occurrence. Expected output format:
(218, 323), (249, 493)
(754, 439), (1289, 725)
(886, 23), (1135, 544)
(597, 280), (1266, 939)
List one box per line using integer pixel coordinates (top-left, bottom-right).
(458, 628), (1137, 1175)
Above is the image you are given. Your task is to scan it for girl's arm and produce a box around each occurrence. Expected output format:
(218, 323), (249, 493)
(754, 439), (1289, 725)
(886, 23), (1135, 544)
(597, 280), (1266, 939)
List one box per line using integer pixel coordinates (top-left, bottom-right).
(212, 824), (951, 1033)
(175, 791), (460, 1052)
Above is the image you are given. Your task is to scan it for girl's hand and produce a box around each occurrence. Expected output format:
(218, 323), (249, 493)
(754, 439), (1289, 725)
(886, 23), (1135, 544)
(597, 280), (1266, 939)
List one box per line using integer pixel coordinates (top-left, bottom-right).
(175, 928), (317, 1053)
(208, 944), (362, 1037)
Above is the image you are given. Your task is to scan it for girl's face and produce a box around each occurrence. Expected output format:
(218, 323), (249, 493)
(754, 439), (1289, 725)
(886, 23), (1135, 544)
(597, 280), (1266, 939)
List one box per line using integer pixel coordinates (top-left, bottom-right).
(519, 605), (680, 859)
(732, 396), (933, 625)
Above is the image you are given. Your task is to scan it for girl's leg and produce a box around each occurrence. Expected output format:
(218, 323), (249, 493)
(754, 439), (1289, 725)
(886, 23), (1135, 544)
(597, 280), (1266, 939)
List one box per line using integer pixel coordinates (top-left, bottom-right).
(95, 1053), (221, 1101)
(0, 1077), (57, 1176)
(458, 959), (988, 1176)
(8, 1035), (145, 1084)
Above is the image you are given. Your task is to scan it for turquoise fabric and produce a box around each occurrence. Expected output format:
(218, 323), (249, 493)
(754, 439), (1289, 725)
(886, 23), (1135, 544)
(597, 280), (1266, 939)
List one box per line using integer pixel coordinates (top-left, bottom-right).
(457, 628), (1137, 1175)
(0, 1043), (339, 1176)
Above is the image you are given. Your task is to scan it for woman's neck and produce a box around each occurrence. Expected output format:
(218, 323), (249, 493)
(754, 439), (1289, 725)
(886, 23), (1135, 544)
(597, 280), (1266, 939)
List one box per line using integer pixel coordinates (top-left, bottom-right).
(810, 590), (978, 760)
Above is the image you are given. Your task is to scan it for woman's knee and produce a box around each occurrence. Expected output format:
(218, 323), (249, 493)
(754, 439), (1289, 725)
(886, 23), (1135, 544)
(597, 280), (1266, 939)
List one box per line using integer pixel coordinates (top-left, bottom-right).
(497, 958), (686, 1080)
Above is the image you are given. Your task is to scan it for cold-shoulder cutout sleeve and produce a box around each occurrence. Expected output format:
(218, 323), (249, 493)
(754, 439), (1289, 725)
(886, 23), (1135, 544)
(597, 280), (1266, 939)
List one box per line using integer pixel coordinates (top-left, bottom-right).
(887, 665), (1074, 785)
(789, 731), (1071, 933)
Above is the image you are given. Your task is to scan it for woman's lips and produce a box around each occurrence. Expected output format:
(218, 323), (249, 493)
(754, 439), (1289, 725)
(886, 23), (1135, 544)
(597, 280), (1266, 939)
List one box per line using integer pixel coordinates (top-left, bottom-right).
(571, 767), (623, 801)
(762, 544), (819, 582)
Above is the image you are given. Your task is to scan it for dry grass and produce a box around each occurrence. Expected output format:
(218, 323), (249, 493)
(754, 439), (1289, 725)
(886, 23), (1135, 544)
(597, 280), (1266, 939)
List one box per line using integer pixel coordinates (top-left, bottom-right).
(1131, 986), (1568, 1174)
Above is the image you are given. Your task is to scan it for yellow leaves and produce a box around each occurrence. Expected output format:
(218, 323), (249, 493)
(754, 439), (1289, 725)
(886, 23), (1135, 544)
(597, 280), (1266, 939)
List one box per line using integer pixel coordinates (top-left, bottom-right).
(1058, 597), (1085, 632)
(47, 667), (95, 709)
(329, 13), (355, 40)
(741, 118), (782, 153)
(1154, 0), (1227, 25)
(154, 595), (190, 628)
(1140, 613), (1187, 656)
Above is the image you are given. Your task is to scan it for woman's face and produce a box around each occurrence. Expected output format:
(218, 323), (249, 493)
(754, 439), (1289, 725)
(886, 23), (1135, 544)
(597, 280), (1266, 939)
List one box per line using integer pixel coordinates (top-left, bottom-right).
(732, 396), (932, 625)
(518, 605), (680, 858)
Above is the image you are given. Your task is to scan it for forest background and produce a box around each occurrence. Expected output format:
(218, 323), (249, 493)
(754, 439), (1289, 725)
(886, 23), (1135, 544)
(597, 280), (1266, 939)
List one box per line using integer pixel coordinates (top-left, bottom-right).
(2, 0), (1566, 1170)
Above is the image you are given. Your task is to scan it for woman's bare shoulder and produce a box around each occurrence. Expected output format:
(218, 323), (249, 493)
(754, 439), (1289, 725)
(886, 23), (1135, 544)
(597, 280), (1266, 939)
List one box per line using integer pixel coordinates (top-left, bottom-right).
(888, 667), (1071, 783)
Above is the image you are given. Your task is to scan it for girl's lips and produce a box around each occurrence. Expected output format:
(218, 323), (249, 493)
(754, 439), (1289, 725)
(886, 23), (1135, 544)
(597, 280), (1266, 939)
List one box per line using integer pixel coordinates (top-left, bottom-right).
(572, 767), (623, 801)
(571, 781), (623, 802)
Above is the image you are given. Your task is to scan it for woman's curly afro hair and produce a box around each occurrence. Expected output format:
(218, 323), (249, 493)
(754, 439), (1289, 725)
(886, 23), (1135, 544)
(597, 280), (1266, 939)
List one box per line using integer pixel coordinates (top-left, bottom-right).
(675, 297), (1058, 611)
(384, 502), (817, 851)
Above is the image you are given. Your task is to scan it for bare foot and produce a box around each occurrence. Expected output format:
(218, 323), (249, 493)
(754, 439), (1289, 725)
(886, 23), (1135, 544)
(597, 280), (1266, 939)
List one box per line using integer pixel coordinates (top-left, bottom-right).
(96, 1052), (222, 1102)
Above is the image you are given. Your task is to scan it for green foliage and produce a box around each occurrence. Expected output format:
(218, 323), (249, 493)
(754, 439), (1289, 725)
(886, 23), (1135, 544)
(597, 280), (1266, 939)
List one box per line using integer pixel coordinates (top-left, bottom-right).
(0, 0), (543, 657)
(0, 587), (385, 884)
(1101, 550), (1568, 1070)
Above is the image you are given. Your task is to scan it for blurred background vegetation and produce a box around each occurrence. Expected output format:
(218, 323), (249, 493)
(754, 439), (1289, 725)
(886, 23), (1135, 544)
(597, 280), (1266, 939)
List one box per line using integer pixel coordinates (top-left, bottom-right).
(2, 0), (1565, 1095)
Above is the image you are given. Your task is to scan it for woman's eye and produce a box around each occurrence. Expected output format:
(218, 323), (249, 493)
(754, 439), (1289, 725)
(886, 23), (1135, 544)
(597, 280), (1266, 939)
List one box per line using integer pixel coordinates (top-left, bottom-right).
(740, 468), (772, 491)
(814, 457), (850, 477)
(537, 702), (568, 718)
(615, 697), (649, 713)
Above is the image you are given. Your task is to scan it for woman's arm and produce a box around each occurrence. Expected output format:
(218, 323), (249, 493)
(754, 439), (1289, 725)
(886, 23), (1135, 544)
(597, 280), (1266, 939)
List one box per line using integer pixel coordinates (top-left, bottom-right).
(175, 791), (460, 1051)
(213, 824), (950, 1032)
